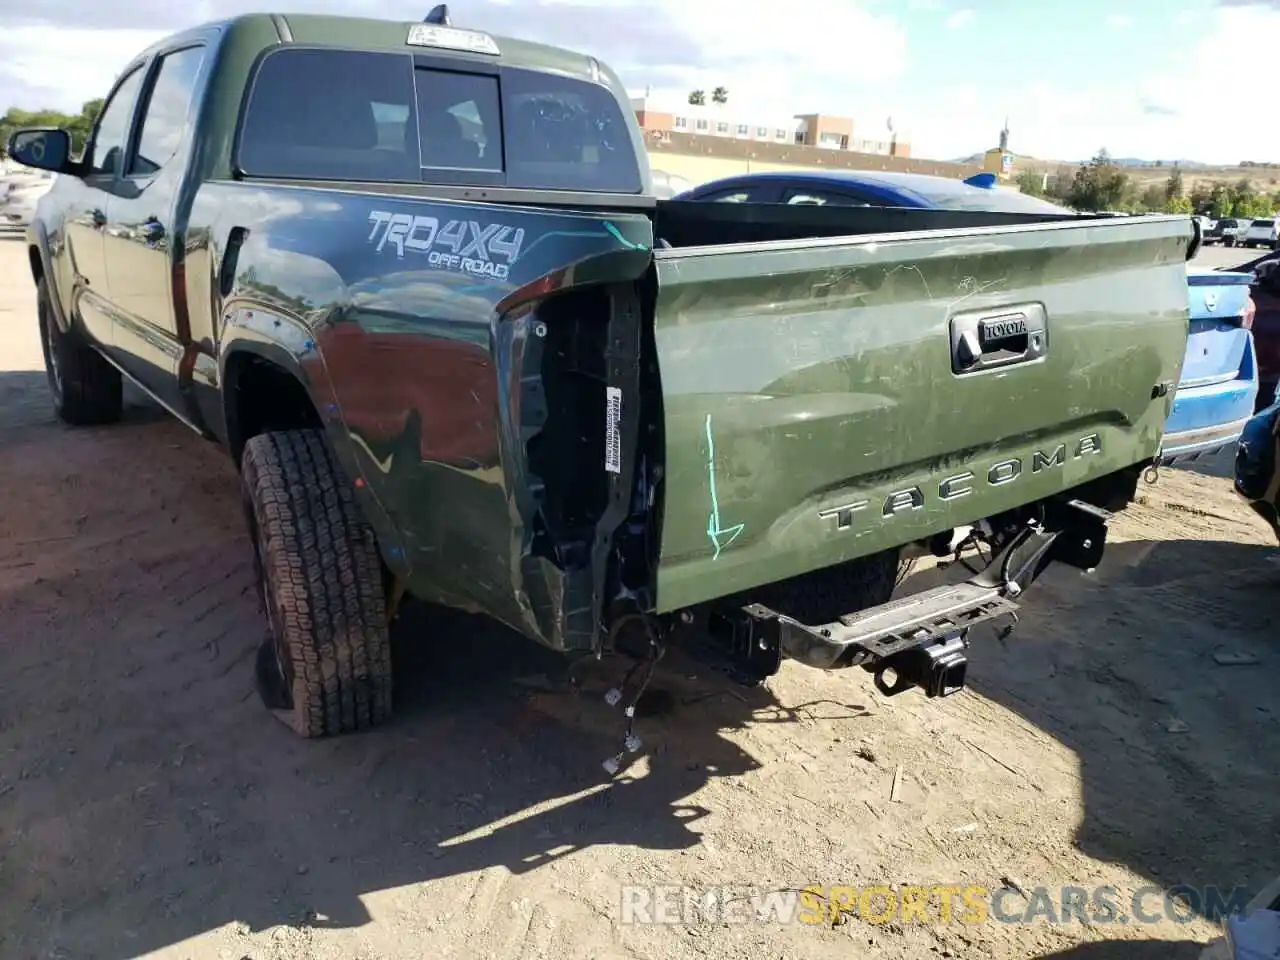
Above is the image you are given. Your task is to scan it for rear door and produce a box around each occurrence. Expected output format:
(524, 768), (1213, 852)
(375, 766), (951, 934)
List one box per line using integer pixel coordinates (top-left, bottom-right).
(649, 216), (1192, 612)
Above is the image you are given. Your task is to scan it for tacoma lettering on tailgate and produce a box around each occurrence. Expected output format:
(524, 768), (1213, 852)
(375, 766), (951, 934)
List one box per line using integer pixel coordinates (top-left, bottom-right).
(818, 434), (1102, 532)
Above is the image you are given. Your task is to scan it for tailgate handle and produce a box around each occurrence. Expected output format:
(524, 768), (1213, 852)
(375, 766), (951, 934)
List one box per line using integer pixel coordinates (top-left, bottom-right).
(950, 303), (1047, 374)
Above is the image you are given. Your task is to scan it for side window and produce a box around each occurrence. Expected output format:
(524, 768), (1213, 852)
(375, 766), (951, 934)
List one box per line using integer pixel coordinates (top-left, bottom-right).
(131, 46), (207, 176)
(699, 188), (759, 203)
(783, 187), (874, 207)
(787, 192), (828, 206)
(87, 67), (146, 177)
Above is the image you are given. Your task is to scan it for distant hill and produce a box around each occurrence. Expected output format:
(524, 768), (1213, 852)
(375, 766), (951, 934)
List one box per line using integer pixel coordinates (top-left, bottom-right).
(950, 152), (1235, 171)
(1109, 158), (1212, 169)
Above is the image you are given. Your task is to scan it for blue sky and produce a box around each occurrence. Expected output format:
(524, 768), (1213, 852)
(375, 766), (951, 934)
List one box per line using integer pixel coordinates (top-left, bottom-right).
(1, 0), (1276, 164)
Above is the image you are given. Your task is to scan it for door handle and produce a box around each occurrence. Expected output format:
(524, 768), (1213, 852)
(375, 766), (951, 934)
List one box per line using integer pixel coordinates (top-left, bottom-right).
(143, 218), (166, 246)
(89, 208), (106, 229)
(949, 303), (1048, 374)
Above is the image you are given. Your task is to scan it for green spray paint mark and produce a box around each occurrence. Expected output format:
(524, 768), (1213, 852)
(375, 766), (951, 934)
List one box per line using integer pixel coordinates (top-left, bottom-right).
(705, 413), (745, 559)
(603, 221), (649, 251)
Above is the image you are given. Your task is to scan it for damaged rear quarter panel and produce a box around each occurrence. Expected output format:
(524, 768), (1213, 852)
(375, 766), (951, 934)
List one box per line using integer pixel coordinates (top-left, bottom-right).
(650, 217), (1192, 612)
(201, 182), (654, 647)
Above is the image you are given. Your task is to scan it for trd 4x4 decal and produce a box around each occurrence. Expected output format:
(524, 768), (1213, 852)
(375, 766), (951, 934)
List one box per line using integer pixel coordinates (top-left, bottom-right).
(367, 210), (526, 280)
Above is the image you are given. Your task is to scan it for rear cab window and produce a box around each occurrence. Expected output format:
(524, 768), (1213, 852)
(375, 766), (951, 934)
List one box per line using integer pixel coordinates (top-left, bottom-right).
(236, 46), (642, 193)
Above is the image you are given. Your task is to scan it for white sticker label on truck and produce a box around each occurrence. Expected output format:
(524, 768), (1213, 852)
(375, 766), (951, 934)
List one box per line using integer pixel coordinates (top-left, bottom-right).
(367, 210), (525, 281)
(605, 386), (622, 474)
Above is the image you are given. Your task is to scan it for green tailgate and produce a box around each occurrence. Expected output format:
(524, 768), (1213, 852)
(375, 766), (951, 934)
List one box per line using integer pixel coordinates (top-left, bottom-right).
(651, 217), (1192, 612)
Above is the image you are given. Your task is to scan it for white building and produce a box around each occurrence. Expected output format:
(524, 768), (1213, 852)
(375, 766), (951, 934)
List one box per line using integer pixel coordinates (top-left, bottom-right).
(630, 96), (802, 146)
(629, 94), (909, 158)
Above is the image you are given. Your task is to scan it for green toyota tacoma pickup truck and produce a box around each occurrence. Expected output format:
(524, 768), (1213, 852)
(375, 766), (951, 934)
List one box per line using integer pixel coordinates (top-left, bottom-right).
(12, 8), (1196, 744)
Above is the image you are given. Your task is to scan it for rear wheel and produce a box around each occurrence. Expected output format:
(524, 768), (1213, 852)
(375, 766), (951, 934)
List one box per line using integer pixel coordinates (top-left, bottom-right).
(241, 429), (393, 737)
(37, 278), (122, 425)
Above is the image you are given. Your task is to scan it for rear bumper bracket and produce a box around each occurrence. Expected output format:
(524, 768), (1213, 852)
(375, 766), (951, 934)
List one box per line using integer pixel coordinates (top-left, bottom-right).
(723, 499), (1112, 682)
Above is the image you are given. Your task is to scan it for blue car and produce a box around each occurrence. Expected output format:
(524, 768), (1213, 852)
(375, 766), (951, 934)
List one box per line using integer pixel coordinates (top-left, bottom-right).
(676, 170), (1259, 465)
(1167, 269), (1257, 462)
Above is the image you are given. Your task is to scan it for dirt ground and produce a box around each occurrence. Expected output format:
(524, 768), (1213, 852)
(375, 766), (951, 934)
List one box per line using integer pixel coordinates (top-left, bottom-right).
(0, 233), (1276, 960)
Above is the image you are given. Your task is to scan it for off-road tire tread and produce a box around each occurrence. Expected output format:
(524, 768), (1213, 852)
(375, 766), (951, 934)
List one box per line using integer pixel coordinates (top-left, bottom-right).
(38, 278), (122, 426)
(242, 428), (391, 737)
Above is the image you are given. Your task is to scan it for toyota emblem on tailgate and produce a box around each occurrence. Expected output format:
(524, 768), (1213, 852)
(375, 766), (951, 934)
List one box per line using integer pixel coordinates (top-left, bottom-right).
(979, 313), (1029, 341)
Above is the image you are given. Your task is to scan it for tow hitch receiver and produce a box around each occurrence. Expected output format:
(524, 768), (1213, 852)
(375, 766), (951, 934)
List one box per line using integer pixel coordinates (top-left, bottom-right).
(716, 499), (1112, 696)
(873, 633), (969, 699)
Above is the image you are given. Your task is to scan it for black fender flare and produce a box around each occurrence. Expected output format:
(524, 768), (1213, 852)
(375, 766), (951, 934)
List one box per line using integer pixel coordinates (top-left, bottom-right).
(218, 319), (412, 579)
(217, 321), (326, 457)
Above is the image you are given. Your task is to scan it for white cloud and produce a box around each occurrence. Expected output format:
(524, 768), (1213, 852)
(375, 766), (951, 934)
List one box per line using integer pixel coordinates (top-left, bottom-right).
(901, 5), (1280, 163)
(635, 0), (909, 118)
(1106, 13), (1133, 28)
(945, 8), (973, 29)
(2, 1), (1277, 166)
(0, 25), (164, 112)
(2, 0), (907, 122)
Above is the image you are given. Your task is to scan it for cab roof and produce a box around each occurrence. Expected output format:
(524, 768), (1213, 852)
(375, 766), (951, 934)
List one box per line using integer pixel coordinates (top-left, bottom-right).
(140, 11), (607, 86)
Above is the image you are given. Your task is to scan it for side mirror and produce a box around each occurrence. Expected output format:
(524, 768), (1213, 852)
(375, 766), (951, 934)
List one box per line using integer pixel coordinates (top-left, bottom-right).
(6, 128), (73, 174)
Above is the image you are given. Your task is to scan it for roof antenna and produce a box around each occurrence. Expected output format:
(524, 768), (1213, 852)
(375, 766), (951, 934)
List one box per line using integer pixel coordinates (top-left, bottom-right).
(424, 4), (450, 24)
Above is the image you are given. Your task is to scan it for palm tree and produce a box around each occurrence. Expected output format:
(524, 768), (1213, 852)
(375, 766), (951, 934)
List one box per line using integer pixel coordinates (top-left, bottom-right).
(711, 86), (728, 105)
(687, 89), (706, 106)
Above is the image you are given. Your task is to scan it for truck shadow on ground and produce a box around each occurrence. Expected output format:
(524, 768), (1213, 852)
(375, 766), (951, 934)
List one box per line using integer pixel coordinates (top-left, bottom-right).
(1, 583), (792, 957)
(0, 372), (1274, 957)
(1035, 941), (1203, 960)
(0, 381), (835, 957)
(0, 369), (170, 433)
(1166, 450), (1236, 481)
(940, 532), (1279, 925)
